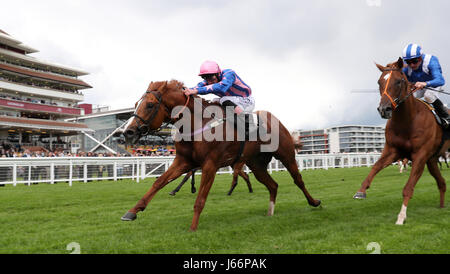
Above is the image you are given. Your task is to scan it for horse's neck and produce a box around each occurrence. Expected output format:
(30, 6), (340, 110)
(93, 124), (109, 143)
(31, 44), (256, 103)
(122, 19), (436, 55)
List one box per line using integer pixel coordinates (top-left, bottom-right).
(391, 97), (417, 133)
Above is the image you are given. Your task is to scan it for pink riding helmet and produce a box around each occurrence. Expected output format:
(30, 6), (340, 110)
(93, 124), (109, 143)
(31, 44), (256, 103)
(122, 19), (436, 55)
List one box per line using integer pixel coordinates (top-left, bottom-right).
(198, 60), (221, 76)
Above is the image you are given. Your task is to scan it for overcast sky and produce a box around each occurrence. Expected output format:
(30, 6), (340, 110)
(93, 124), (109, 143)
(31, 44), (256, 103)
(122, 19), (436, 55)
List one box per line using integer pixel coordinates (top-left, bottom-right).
(2, 0), (450, 131)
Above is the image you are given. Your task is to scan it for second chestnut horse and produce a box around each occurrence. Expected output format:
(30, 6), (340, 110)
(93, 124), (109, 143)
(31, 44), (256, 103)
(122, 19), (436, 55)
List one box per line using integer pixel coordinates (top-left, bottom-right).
(354, 57), (448, 225)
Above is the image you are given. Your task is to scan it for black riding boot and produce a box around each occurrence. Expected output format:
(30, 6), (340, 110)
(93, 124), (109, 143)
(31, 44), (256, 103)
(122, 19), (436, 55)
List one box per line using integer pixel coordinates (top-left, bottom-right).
(222, 100), (254, 140)
(432, 99), (450, 129)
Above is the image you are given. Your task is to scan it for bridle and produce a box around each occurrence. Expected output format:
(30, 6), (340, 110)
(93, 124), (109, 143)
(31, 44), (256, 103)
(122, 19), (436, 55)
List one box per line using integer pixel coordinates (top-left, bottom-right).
(380, 67), (420, 109)
(132, 89), (190, 135)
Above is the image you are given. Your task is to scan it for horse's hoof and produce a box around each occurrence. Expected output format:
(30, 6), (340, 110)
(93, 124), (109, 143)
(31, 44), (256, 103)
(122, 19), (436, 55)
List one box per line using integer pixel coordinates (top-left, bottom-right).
(169, 191), (176, 196)
(313, 200), (321, 207)
(353, 192), (366, 199)
(121, 212), (137, 221)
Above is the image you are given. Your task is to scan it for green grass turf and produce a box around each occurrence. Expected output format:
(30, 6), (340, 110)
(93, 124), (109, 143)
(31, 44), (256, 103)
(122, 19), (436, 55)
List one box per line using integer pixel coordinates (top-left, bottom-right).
(0, 166), (448, 254)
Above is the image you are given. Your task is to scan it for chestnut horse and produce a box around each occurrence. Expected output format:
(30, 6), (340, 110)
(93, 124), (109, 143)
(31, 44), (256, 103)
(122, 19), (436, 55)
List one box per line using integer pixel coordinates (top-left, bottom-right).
(121, 80), (321, 231)
(169, 162), (253, 196)
(353, 58), (448, 225)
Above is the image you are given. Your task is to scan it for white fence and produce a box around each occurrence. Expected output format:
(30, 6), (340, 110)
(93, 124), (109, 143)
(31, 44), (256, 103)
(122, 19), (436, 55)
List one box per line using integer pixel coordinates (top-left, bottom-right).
(0, 153), (382, 186)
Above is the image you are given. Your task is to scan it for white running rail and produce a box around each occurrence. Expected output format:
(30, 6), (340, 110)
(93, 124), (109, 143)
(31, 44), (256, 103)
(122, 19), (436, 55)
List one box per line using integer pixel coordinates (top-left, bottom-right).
(0, 153), (382, 186)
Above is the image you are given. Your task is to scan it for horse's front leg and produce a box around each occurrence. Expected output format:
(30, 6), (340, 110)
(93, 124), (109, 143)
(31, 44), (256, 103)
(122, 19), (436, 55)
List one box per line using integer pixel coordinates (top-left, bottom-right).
(354, 146), (399, 199)
(190, 160), (217, 231)
(396, 154), (428, 225)
(122, 157), (194, 221)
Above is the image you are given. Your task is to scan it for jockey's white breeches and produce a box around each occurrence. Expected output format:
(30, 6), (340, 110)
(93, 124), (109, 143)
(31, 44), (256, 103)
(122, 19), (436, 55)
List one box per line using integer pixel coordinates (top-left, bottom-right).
(213, 96), (255, 113)
(414, 87), (442, 103)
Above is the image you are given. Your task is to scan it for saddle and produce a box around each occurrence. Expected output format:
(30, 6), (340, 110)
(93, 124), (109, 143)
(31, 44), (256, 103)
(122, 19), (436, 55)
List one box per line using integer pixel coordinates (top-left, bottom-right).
(210, 106), (260, 141)
(210, 107), (261, 166)
(417, 100), (450, 140)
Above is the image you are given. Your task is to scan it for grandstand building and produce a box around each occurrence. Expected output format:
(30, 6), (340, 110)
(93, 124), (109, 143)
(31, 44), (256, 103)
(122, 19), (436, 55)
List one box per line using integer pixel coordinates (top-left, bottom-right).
(0, 29), (93, 152)
(293, 125), (385, 154)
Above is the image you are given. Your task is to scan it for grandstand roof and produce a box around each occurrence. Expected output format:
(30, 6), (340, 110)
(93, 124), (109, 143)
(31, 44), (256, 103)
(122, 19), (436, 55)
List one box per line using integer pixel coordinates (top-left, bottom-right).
(0, 62), (92, 89)
(0, 30), (38, 54)
(0, 116), (94, 133)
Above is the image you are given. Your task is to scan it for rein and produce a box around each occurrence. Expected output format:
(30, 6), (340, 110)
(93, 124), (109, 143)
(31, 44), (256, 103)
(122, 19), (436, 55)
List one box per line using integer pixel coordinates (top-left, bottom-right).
(133, 86), (228, 138)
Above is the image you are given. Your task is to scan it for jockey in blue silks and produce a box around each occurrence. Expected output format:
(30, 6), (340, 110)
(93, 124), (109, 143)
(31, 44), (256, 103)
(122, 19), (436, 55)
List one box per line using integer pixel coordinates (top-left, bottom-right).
(184, 60), (256, 139)
(184, 60), (255, 114)
(402, 43), (449, 127)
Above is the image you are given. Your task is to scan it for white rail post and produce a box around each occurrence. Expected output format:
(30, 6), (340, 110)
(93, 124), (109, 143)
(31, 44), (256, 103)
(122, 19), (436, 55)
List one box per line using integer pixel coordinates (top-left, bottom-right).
(69, 160), (73, 187)
(83, 162), (87, 183)
(141, 161), (146, 180)
(50, 163), (55, 184)
(136, 160), (140, 183)
(28, 164), (31, 186)
(13, 164), (17, 186)
(113, 161), (117, 181)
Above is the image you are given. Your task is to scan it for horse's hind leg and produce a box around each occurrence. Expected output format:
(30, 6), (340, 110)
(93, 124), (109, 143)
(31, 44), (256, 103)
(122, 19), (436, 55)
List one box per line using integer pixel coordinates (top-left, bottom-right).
(240, 169), (253, 193)
(427, 158), (446, 208)
(284, 160), (321, 207)
(273, 146), (320, 207)
(228, 163), (252, 195)
(247, 158), (278, 216)
(227, 167), (240, 196)
(169, 170), (194, 196)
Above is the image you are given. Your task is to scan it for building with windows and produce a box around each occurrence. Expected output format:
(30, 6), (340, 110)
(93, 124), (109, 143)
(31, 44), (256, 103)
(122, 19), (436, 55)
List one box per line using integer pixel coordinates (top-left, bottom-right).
(0, 29), (93, 152)
(292, 129), (329, 154)
(293, 125), (385, 154)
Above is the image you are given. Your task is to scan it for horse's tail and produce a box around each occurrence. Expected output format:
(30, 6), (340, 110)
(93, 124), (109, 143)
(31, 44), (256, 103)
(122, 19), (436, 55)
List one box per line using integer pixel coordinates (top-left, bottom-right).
(293, 138), (303, 150)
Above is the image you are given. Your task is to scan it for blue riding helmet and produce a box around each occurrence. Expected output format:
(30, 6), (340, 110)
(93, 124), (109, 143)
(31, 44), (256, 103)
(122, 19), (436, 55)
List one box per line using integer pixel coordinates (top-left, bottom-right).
(402, 43), (423, 60)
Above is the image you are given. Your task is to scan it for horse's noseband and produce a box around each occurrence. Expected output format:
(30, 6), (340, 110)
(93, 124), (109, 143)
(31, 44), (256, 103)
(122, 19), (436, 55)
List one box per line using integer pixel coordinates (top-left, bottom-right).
(133, 90), (169, 135)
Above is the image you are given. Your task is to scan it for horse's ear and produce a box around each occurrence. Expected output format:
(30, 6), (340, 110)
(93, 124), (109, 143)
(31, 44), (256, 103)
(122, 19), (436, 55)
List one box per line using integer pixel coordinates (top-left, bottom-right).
(146, 81), (154, 91)
(158, 81), (168, 92)
(396, 57), (404, 69)
(375, 62), (385, 72)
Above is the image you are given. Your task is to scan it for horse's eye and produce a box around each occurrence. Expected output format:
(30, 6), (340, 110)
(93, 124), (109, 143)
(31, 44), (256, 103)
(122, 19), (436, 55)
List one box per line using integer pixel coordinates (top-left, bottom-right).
(147, 102), (154, 109)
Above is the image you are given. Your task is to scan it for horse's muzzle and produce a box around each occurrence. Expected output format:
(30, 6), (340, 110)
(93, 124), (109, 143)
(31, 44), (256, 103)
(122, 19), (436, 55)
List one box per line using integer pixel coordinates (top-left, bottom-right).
(123, 129), (140, 144)
(377, 105), (392, 119)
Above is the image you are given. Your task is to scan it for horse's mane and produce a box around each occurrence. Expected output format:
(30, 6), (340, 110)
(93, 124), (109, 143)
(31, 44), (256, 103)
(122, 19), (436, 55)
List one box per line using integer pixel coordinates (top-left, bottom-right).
(148, 79), (185, 93)
(148, 79), (221, 107)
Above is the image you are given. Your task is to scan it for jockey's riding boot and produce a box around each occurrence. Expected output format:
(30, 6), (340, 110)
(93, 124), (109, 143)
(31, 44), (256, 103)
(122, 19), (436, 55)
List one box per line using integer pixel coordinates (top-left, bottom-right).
(432, 99), (450, 129)
(244, 113), (258, 141)
(221, 100), (257, 140)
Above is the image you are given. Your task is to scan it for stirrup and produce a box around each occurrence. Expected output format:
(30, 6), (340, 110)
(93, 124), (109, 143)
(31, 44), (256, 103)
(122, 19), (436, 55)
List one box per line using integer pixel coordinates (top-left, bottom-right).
(442, 118), (450, 129)
(209, 118), (225, 129)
